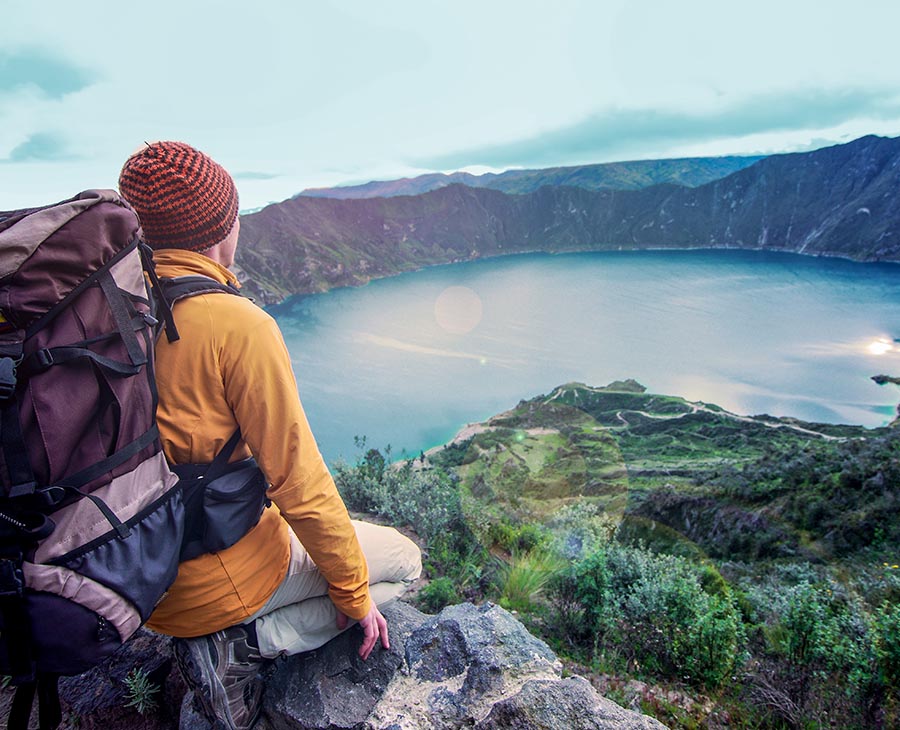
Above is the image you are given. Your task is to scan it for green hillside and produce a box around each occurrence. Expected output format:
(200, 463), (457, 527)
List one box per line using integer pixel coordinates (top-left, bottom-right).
(335, 381), (900, 729)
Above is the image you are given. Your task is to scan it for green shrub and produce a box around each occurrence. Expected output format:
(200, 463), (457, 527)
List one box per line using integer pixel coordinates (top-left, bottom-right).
(489, 520), (550, 554)
(334, 443), (467, 544)
(547, 502), (618, 560)
(334, 442), (487, 596)
(549, 543), (745, 688)
(874, 601), (900, 686)
(417, 576), (461, 613)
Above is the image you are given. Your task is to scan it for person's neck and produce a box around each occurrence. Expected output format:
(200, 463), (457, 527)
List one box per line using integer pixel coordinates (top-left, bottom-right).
(202, 244), (233, 269)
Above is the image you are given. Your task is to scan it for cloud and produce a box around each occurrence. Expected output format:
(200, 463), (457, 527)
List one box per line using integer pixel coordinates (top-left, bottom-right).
(233, 171), (281, 181)
(418, 88), (900, 170)
(3, 133), (76, 163)
(0, 49), (97, 98)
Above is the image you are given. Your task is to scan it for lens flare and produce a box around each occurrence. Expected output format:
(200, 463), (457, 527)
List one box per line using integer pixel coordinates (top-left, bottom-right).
(434, 286), (483, 334)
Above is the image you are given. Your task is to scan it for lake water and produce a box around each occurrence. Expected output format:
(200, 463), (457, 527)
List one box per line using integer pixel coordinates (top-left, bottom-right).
(268, 250), (900, 465)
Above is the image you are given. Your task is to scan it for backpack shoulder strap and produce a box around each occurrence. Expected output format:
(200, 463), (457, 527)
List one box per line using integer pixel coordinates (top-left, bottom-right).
(159, 275), (242, 307)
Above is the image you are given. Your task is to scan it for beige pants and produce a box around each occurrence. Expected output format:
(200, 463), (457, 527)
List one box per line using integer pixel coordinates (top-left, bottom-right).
(246, 520), (422, 658)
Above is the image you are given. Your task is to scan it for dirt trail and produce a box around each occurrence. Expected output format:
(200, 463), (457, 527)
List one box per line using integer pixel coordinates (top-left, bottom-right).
(614, 403), (843, 441)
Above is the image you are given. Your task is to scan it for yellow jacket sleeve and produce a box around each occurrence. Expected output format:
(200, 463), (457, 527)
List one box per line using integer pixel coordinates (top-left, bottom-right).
(214, 297), (372, 620)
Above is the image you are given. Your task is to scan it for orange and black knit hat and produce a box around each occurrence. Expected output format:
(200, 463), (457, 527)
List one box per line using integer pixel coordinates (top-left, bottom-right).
(118, 141), (239, 252)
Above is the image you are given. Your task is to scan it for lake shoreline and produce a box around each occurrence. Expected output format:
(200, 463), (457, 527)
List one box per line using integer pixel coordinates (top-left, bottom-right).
(271, 249), (900, 463)
(262, 245), (900, 312)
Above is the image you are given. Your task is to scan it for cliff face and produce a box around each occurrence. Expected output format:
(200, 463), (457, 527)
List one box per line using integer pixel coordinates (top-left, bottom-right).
(236, 135), (900, 303)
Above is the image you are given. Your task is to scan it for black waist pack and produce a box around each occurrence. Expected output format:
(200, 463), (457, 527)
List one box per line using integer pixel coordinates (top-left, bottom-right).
(173, 429), (270, 561)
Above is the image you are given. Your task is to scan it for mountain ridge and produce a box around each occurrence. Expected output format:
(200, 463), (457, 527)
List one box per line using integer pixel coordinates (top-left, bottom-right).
(236, 135), (900, 303)
(298, 154), (764, 199)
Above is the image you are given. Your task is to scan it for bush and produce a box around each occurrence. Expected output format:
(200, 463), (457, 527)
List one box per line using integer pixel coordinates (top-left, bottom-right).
(334, 441), (485, 590)
(749, 578), (882, 726)
(874, 601), (900, 686)
(334, 443), (468, 544)
(417, 576), (461, 613)
(548, 543), (745, 688)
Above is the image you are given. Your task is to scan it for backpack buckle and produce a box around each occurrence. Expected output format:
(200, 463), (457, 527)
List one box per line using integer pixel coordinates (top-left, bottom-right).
(0, 357), (17, 399)
(0, 558), (24, 597)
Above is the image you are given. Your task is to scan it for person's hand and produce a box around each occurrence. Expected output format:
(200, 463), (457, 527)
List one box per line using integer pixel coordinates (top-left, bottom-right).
(336, 603), (389, 660)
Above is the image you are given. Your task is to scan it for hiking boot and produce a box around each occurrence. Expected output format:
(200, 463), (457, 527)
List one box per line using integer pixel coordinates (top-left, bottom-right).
(174, 625), (266, 730)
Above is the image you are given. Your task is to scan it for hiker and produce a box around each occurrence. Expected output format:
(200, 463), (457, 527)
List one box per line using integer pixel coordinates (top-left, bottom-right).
(118, 141), (422, 730)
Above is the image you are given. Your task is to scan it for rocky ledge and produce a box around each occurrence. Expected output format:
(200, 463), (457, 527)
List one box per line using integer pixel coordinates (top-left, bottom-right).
(11, 602), (667, 729)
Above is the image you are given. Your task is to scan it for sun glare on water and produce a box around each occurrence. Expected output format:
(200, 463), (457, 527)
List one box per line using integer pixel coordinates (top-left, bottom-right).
(867, 338), (895, 356)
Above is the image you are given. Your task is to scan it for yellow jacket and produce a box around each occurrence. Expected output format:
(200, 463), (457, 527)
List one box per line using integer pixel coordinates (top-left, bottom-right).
(146, 249), (371, 637)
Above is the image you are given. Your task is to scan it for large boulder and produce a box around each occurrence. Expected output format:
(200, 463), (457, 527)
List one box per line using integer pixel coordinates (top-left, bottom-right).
(262, 601), (667, 730)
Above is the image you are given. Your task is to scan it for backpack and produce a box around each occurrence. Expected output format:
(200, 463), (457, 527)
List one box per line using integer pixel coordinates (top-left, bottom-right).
(153, 277), (270, 563)
(0, 190), (184, 726)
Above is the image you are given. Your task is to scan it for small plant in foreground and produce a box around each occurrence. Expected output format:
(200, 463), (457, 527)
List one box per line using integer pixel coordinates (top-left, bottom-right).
(123, 667), (159, 715)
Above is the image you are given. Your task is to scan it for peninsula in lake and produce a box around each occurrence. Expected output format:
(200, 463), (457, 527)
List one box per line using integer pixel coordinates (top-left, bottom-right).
(235, 135), (900, 303)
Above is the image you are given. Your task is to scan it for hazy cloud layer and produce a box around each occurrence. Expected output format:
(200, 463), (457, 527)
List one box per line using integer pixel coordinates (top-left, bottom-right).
(3, 133), (75, 163)
(234, 171), (281, 181)
(419, 88), (900, 170)
(0, 49), (96, 98)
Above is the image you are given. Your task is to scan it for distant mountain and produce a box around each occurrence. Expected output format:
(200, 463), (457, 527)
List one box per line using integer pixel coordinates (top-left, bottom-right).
(299, 155), (763, 199)
(236, 135), (900, 303)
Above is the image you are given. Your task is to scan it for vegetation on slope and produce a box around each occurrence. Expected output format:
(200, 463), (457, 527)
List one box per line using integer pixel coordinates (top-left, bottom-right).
(334, 381), (900, 729)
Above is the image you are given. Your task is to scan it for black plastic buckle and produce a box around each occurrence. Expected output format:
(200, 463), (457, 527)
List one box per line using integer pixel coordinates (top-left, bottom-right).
(34, 349), (54, 372)
(0, 558), (24, 598)
(36, 486), (66, 507)
(0, 357), (17, 399)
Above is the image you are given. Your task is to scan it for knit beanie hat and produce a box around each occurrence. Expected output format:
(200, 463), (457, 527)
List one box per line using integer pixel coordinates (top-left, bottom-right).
(118, 141), (239, 252)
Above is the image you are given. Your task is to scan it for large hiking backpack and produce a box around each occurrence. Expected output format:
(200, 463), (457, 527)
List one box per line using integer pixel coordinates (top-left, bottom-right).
(0, 190), (184, 725)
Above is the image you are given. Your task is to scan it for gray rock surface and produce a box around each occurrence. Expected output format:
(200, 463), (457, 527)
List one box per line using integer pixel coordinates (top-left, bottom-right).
(263, 602), (420, 730)
(57, 628), (185, 730)
(2, 602), (666, 730)
(474, 677), (669, 730)
(262, 601), (667, 730)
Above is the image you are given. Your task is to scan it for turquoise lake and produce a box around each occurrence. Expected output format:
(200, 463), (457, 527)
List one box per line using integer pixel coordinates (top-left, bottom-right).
(267, 250), (900, 465)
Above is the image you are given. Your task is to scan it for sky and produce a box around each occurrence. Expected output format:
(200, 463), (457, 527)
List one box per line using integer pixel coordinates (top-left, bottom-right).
(3, 0), (900, 212)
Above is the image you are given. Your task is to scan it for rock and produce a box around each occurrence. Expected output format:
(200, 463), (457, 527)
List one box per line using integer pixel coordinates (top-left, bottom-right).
(263, 602), (420, 730)
(179, 691), (214, 730)
(262, 601), (667, 730)
(57, 628), (185, 730)
(2, 602), (667, 730)
(473, 677), (669, 730)
(370, 602), (561, 729)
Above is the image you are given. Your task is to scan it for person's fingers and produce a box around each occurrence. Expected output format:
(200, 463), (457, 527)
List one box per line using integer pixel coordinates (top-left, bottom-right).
(359, 619), (377, 660)
(377, 610), (390, 650)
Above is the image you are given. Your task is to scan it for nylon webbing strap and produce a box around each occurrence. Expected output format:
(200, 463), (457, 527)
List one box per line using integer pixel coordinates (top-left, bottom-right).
(160, 276), (239, 304)
(56, 425), (159, 491)
(22, 346), (141, 377)
(0, 398), (36, 497)
(204, 428), (243, 482)
(8, 679), (36, 730)
(7, 674), (61, 730)
(25, 236), (140, 340)
(140, 243), (180, 343)
(99, 272), (146, 368)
